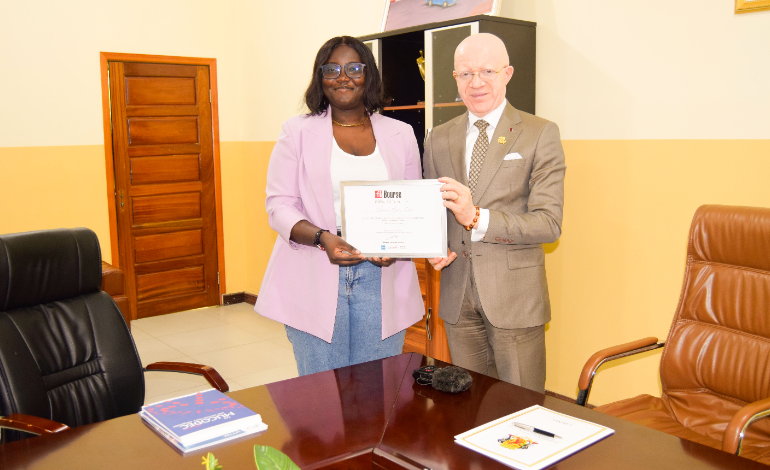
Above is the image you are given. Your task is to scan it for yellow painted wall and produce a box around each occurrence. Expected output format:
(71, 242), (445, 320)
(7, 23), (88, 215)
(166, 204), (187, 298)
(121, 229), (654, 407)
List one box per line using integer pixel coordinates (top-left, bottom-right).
(548, 139), (770, 403)
(219, 142), (248, 293)
(242, 142), (279, 292)
(0, 145), (112, 259)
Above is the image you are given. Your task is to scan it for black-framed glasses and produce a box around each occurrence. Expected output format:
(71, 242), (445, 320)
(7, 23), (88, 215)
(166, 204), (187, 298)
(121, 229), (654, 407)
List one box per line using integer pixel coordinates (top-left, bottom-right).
(320, 62), (366, 79)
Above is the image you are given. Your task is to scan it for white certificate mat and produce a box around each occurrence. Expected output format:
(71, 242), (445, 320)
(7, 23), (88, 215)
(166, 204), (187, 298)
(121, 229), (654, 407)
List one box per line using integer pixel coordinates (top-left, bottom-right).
(454, 405), (614, 470)
(340, 180), (447, 258)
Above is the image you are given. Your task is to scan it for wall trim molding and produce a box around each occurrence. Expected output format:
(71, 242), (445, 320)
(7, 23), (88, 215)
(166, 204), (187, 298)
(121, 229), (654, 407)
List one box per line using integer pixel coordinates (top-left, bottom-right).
(222, 292), (258, 305)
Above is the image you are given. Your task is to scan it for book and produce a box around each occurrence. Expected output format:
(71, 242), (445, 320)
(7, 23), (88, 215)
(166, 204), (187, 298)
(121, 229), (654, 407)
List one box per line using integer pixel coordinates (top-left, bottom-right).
(454, 405), (614, 470)
(140, 388), (267, 452)
(141, 411), (267, 453)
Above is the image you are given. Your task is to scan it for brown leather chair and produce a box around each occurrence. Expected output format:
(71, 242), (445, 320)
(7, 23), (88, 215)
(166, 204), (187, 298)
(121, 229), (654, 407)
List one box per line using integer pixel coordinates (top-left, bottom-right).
(576, 205), (770, 464)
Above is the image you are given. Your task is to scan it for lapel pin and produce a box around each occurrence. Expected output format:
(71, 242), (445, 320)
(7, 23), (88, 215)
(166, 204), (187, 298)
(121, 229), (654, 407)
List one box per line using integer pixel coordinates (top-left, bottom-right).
(498, 137), (506, 144)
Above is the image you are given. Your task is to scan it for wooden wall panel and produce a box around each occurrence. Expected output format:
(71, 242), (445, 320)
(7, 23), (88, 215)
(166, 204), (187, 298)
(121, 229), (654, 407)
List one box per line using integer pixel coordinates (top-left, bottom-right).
(123, 62), (198, 78)
(131, 192), (201, 225)
(136, 266), (205, 301)
(128, 117), (199, 145)
(126, 77), (197, 105)
(130, 155), (200, 185)
(134, 229), (203, 263)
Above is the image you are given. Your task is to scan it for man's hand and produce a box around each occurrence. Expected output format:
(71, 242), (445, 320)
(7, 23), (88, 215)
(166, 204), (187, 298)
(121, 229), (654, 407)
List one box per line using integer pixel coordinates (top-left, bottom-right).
(320, 233), (366, 266)
(439, 177), (478, 228)
(428, 250), (457, 271)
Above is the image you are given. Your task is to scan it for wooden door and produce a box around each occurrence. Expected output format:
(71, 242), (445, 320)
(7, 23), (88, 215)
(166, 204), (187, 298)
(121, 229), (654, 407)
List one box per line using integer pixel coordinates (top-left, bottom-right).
(403, 259), (451, 363)
(109, 62), (220, 319)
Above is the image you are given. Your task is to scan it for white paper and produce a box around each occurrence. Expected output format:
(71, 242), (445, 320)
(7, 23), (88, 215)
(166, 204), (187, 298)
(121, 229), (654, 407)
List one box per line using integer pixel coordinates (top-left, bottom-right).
(340, 180), (447, 258)
(454, 405), (614, 469)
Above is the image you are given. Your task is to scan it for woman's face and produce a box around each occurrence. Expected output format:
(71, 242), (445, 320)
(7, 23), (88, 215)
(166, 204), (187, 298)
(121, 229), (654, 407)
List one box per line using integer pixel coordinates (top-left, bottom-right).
(322, 45), (366, 112)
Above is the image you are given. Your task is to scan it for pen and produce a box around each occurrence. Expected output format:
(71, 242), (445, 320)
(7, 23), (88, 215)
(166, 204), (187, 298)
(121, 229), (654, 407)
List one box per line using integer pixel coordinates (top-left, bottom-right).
(513, 422), (562, 439)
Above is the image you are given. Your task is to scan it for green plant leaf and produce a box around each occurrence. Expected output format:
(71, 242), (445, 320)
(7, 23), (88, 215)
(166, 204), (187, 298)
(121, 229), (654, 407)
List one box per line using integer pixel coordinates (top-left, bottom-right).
(202, 452), (222, 470)
(253, 445), (300, 470)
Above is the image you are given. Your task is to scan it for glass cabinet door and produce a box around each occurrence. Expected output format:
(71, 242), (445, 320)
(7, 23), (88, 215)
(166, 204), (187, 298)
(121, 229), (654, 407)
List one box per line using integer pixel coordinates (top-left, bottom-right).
(424, 22), (479, 134)
(363, 39), (381, 70)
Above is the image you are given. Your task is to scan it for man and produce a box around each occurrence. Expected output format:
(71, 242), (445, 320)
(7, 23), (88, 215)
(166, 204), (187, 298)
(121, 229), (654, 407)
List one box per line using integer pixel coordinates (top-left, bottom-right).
(424, 33), (565, 393)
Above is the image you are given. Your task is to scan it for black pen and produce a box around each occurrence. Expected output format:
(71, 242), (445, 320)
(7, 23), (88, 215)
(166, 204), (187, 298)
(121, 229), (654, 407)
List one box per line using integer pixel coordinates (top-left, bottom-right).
(513, 422), (562, 439)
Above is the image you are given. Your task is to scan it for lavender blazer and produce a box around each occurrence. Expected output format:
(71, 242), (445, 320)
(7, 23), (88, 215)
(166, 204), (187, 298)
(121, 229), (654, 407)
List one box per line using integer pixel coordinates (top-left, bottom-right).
(254, 110), (425, 342)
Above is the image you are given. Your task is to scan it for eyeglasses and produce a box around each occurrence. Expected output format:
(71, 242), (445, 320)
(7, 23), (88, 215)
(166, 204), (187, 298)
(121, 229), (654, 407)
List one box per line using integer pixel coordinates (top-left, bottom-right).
(453, 66), (508, 82)
(320, 63), (366, 79)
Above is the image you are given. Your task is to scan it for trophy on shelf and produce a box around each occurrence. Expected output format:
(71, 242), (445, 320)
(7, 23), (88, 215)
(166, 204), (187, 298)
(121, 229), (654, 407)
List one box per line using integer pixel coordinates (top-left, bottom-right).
(417, 51), (425, 81)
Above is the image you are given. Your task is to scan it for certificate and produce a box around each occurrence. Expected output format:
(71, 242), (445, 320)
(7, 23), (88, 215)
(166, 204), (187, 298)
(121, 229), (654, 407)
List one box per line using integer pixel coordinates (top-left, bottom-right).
(340, 180), (447, 258)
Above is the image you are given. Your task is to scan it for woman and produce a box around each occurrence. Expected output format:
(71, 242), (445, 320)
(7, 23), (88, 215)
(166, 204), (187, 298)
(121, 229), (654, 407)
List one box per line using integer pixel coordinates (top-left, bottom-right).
(255, 36), (424, 376)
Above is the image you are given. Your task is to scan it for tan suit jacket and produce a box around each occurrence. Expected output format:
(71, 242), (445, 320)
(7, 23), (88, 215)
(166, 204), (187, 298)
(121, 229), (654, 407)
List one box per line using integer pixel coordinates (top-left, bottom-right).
(423, 102), (566, 329)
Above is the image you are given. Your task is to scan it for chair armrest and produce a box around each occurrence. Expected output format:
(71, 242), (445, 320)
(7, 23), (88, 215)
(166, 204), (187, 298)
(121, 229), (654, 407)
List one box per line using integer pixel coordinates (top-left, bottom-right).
(722, 397), (770, 455)
(576, 337), (664, 406)
(0, 413), (69, 436)
(145, 362), (229, 392)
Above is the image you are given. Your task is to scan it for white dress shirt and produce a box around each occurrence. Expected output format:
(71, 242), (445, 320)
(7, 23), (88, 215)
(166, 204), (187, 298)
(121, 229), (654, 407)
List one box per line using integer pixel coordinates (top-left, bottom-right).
(330, 138), (388, 229)
(465, 100), (507, 241)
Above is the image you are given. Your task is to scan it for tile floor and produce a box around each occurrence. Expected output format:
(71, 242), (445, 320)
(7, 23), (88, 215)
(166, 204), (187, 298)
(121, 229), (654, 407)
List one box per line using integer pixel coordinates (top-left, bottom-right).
(131, 302), (299, 405)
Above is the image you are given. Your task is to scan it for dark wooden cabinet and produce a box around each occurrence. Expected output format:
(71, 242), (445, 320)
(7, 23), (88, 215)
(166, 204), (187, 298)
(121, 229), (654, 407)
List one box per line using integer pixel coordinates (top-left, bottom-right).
(405, 259), (451, 362)
(360, 16), (537, 363)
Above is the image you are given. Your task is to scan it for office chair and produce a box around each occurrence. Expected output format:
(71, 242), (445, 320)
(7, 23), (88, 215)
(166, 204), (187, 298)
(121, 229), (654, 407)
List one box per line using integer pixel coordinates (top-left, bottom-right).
(0, 228), (228, 443)
(576, 205), (770, 464)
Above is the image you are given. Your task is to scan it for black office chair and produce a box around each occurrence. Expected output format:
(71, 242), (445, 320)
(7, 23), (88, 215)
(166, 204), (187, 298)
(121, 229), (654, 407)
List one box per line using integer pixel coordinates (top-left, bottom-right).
(0, 228), (228, 443)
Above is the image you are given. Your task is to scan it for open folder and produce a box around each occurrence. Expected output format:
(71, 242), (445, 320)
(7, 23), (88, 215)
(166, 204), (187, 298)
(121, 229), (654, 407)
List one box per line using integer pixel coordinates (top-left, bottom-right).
(455, 405), (614, 469)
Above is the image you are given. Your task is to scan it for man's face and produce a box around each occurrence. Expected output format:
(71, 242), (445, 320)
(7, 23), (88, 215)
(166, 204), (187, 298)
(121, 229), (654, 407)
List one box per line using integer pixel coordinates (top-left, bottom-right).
(454, 41), (513, 118)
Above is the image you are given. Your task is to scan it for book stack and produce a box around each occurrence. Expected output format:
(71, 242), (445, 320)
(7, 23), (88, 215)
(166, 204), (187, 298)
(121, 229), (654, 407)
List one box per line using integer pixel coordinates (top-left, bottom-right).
(140, 388), (267, 453)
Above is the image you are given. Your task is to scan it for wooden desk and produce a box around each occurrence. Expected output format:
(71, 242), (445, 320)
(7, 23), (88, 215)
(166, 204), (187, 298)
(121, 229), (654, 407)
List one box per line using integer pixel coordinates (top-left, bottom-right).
(1, 354), (767, 469)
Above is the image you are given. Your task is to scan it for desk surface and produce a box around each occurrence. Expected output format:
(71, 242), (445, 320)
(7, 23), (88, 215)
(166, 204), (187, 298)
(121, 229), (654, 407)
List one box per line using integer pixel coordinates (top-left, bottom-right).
(0, 353), (767, 469)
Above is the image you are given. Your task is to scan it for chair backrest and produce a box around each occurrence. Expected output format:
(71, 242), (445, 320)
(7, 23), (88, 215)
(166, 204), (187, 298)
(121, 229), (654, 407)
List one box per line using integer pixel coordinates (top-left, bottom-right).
(660, 205), (770, 443)
(0, 228), (144, 442)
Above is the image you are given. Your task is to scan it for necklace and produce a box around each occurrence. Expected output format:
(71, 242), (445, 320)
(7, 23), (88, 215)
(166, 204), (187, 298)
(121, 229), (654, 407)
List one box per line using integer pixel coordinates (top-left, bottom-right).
(332, 115), (369, 127)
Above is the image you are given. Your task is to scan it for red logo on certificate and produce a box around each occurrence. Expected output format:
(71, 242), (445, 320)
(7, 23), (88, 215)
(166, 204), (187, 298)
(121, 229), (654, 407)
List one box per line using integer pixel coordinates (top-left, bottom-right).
(374, 190), (383, 198)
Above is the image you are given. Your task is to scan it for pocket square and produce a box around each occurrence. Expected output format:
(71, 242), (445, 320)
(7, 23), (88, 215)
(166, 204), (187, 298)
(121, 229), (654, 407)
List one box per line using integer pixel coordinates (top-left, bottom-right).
(503, 152), (523, 160)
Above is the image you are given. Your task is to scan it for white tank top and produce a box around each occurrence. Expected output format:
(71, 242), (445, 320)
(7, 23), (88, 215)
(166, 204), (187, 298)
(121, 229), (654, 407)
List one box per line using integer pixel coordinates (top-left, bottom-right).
(330, 138), (388, 229)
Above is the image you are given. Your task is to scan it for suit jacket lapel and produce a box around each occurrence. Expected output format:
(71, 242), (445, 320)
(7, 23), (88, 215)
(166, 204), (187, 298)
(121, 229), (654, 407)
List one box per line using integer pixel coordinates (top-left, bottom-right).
(449, 113), (469, 186)
(302, 110), (337, 231)
(473, 103), (523, 204)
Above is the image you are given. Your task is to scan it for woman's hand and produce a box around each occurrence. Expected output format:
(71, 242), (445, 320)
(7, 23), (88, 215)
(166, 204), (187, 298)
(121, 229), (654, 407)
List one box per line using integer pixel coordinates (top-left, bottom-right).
(428, 250), (458, 271)
(320, 232), (366, 266)
(439, 177), (477, 228)
(368, 256), (396, 268)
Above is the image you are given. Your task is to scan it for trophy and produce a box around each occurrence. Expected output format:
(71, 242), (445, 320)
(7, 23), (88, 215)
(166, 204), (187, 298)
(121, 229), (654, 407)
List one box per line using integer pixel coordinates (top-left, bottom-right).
(417, 51), (425, 81)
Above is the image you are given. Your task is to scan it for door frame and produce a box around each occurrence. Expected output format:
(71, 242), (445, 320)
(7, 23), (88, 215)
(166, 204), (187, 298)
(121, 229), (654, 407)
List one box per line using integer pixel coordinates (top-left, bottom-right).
(99, 52), (226, 318)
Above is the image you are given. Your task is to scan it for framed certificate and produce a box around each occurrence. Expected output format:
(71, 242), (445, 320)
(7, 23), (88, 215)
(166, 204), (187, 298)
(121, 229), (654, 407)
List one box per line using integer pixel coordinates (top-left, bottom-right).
(340, 180), (447, 258)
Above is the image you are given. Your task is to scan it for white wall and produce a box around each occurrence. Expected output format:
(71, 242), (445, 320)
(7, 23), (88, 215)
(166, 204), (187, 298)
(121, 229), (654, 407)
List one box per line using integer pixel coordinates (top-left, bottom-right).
(503, 1), (770, 139)
(236, 1), (384, 142)
(0, 0), (244, 146)
(4, 0), (766, 147)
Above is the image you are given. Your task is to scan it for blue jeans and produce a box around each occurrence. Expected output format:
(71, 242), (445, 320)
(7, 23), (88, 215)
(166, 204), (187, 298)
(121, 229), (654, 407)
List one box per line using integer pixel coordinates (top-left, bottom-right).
(286, 261), (406, 376)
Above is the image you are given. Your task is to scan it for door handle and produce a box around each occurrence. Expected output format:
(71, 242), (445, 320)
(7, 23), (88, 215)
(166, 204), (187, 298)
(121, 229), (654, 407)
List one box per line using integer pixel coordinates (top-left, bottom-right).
(426, 308), (432, 341)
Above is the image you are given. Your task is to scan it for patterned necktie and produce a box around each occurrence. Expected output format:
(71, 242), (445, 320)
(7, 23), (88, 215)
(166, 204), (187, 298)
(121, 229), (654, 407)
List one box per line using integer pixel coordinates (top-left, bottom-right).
(468, 119), (490, 195)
